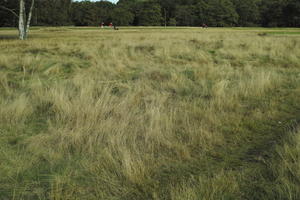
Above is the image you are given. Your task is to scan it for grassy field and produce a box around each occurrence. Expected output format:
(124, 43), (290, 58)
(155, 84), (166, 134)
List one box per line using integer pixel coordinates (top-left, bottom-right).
(0, 27), (300, 200)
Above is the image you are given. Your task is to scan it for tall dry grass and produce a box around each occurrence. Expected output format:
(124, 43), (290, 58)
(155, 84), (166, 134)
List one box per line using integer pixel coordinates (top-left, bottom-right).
(0, 27), (299, 199)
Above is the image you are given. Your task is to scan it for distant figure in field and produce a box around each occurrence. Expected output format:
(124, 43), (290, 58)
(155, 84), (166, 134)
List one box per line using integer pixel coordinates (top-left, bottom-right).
(202, 23), (208, 28)
(100, 22), (104, 28)
(109, 22), (113, 28)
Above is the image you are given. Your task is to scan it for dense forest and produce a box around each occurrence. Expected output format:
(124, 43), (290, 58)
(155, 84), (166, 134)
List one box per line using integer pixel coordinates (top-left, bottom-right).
(0, 0), (299, 27)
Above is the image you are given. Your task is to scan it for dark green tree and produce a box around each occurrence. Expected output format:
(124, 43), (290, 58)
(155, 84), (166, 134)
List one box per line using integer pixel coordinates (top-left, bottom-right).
(1, 0), (299, 28)
(283, 0), (300, 27)
(36, 0), (71, 26)
(175, 5), (197, 26)
(260, 0), (284, 27)
(0, 0), (18, 27)
(71, 1), (114, 26)
(136, 1), (162, 26)
(232, 0), (260, 26)
(207, 0), (239, 26)
(111, 7), (134, 26)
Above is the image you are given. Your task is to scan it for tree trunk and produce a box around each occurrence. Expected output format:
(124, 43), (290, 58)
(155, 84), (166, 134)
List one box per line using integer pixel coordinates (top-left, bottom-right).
(164, 8), (167, 28)
(18, 0), (26, 40)
(0, 0), (34, 40)
(25, 0), (35, 37)
(18, 0), (35, 40)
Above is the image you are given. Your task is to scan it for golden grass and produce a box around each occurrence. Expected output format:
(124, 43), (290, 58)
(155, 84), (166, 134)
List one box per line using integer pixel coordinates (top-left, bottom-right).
(0, 27), (299, 199)
(266, 128), (300, 200)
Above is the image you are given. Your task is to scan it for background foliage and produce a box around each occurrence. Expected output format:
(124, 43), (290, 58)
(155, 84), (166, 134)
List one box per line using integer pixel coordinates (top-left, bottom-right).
(0, 0), (299, 27)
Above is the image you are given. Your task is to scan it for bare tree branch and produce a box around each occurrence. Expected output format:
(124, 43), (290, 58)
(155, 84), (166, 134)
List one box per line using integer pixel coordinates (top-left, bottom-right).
(0, 5), (19, 18)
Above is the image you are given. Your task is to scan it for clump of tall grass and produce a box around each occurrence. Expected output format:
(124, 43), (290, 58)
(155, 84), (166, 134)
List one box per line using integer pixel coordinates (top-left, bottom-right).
(0, 93), (33, 125)
(267, 128), (300, 199)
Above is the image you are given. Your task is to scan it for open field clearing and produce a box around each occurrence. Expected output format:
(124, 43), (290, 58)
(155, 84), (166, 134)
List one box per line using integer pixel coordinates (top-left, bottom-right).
(0, 27), (300, 199)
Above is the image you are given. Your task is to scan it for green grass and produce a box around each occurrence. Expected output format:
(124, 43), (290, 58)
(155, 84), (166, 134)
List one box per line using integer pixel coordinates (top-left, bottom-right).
(267, 31), (300, 35)
(255, 31), (300, 36)
(0, 27), (299, 200)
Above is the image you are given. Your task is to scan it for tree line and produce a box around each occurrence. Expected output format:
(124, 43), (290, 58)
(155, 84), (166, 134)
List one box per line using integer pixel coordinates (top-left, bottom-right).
(1, 0), (299, 27)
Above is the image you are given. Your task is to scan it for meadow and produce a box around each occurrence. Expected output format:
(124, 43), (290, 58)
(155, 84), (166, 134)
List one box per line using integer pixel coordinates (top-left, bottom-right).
(0, 27), (299, 200)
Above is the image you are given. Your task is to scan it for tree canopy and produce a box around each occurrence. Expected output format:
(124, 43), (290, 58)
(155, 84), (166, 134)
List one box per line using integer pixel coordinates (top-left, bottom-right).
(0, 0), (299, 27)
